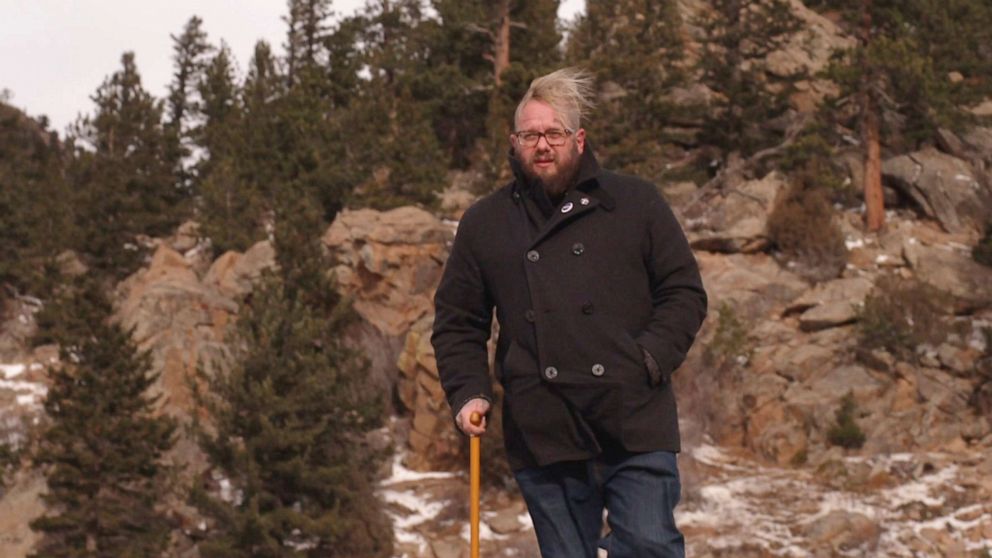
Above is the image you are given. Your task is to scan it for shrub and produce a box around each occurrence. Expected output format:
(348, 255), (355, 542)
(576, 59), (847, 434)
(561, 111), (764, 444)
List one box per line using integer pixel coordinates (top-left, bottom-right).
(789, 448), (808, 467)
(827, 392), (866, 449)
(767, 178), (848, 283)
(0, 442), (19, 489)
(857, 275), (949, 363)
(974, 225), (992, 267)
(969, 328), (992, 416)
(703, 302), (754, 367)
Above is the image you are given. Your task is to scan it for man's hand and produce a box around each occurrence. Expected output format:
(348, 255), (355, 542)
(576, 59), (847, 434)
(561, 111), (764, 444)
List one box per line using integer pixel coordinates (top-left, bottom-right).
(456, 398), (491, 436)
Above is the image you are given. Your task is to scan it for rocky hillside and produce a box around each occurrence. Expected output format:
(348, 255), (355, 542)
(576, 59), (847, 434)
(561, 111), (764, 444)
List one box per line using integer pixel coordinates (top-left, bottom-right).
(2, 158), (991, 555)
(2, 0), (992, 555)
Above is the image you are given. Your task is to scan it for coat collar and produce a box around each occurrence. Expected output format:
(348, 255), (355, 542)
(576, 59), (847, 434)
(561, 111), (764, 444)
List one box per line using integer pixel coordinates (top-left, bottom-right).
(509, 144), (615, 212)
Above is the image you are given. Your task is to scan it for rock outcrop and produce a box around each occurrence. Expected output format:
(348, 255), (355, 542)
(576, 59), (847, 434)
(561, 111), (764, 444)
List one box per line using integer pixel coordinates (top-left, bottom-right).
(395, 316), (462, 471)
(883, 147), (992, 236)
(324, 207), (450, 338)
(116, 242), (274, 418)
(683, 171), (789, 253)
(323, 207), (456, 466)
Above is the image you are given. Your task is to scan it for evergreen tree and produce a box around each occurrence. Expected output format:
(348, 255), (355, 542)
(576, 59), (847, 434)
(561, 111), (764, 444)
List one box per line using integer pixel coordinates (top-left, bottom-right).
(196, 43), (240, 164)
(817, 0), (992, 230)
(193, 190), (392, 558)
(68, 52), (189, 278)
(30, 278), (176, 557)
(340, 0), (448, 208)
(414, 1), (493, 167)
(425, 0), (562, 179)
(196, 44), (266, 254)
(197, 38), (294, 256)
(284, 0), (334, 87)
(567, 0), (688, 182)
(0, 103), (72, 296)
(165, 15), (212, 190)
(695, 0), (803, 158)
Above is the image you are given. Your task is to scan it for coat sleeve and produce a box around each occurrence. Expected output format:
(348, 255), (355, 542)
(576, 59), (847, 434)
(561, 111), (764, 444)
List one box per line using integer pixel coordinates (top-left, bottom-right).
(431, 212), (495, 419)
(634, 191), (707, 383)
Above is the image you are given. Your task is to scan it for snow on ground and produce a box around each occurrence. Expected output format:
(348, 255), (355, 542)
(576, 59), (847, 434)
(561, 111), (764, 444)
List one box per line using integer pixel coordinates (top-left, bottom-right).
(0, 362), (47, 408)
(374, 442), (991, 557)
(378, 452), (460, 558)
(679, 443), (992, 556)
(381, 452), (458, 485)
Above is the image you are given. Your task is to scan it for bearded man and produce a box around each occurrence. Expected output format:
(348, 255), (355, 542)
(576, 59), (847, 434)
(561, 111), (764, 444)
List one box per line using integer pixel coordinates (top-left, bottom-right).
(431, 68), (707, 558)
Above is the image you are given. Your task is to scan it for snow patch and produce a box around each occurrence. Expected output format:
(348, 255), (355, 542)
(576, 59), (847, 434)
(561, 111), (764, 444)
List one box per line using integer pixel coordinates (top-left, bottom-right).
(0, 377), (48, 407)
(381, 453), (458, 485)
(681, 448), (992, 556)
(845, 237), (865, 250)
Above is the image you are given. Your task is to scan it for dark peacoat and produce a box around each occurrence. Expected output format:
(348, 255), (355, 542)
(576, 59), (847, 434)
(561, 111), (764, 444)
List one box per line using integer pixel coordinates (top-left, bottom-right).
(431, 147), (707, 471)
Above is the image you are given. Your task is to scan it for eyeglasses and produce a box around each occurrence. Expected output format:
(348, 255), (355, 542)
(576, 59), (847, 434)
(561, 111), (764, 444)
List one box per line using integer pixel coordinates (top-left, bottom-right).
(514, 128), (573, 148)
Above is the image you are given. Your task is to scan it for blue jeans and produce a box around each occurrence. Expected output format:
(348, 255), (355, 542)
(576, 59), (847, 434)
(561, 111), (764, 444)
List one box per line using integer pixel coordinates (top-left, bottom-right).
(513, 450), (684, 558)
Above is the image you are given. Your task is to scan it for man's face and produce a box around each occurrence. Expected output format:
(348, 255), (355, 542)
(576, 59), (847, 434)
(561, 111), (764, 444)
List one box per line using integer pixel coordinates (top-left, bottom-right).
(512, 100), (586, 195)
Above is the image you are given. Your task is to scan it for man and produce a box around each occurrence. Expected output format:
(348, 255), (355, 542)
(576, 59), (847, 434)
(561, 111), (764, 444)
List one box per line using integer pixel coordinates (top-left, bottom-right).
(431, 68), (707, 557)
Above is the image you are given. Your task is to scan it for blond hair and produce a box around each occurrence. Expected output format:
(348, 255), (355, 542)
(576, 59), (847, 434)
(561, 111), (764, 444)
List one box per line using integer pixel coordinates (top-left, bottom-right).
(514, 67), (595, 132)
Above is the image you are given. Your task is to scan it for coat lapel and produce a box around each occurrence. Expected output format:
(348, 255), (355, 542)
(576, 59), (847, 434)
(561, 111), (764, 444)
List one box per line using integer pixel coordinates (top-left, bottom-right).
(527, 190), (601, 249)
(509, 146), (614, 250)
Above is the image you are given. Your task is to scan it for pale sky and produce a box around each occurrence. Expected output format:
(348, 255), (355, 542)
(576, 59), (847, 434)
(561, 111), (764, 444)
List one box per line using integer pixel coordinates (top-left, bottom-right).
(0, 0), (585, 138)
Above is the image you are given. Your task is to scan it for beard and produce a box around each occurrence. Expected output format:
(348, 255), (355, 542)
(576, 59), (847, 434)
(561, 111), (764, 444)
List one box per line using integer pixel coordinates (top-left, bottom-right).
(521, 143), (582, 198)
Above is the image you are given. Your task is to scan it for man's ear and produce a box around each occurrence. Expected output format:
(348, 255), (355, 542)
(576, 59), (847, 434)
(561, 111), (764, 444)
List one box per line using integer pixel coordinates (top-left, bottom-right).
(575, 128), (586, 153)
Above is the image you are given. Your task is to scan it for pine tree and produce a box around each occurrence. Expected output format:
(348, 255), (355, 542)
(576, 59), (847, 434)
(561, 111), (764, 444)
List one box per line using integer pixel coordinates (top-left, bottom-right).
(165, 15), (212, 191)
(426, 0), (562, 179)
(210, 40), (285, 251)
(567, 0), (688, 182)
(193, 190), (392, 558)
(0, 102), (72, 296)
(196, 44), (267, 255)
(818, 0), (992, 231)
(339, 0), (448, 208)
(284, 0), (334, 88)
(30, 278), (176, 557)
(69, 52), (189, 278)
(695, 0), (803, 159)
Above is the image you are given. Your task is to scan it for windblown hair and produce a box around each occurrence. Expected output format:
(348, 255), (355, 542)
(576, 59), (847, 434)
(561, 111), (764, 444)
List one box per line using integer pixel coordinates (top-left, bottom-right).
(514, 67), (595, 132)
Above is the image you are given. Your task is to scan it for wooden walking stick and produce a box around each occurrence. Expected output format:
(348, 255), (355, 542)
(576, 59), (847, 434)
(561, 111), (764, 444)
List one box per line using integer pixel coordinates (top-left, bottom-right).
(469, 411), (482, 558)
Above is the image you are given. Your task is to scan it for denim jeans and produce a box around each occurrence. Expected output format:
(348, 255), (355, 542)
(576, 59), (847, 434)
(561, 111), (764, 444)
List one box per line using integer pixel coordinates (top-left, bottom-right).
(513, 450), (684, 558)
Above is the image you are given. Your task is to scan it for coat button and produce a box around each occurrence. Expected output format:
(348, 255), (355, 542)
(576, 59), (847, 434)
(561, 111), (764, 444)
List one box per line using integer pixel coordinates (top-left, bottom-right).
(526, 250), (540, 262)
(561, 202), (574, 213)
(572, 242), (584, 256)
(591, 364), (605, 377)
(544, 366), (558, 380)
(581, 302), (594, 315)
(525, 309), (535, 322)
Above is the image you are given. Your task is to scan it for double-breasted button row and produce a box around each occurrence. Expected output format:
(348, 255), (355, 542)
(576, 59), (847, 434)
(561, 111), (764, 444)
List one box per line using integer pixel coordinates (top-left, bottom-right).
(544, 363), (606, 380)
(542, 364), (607, 379)
(525, 244), (584, 261)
